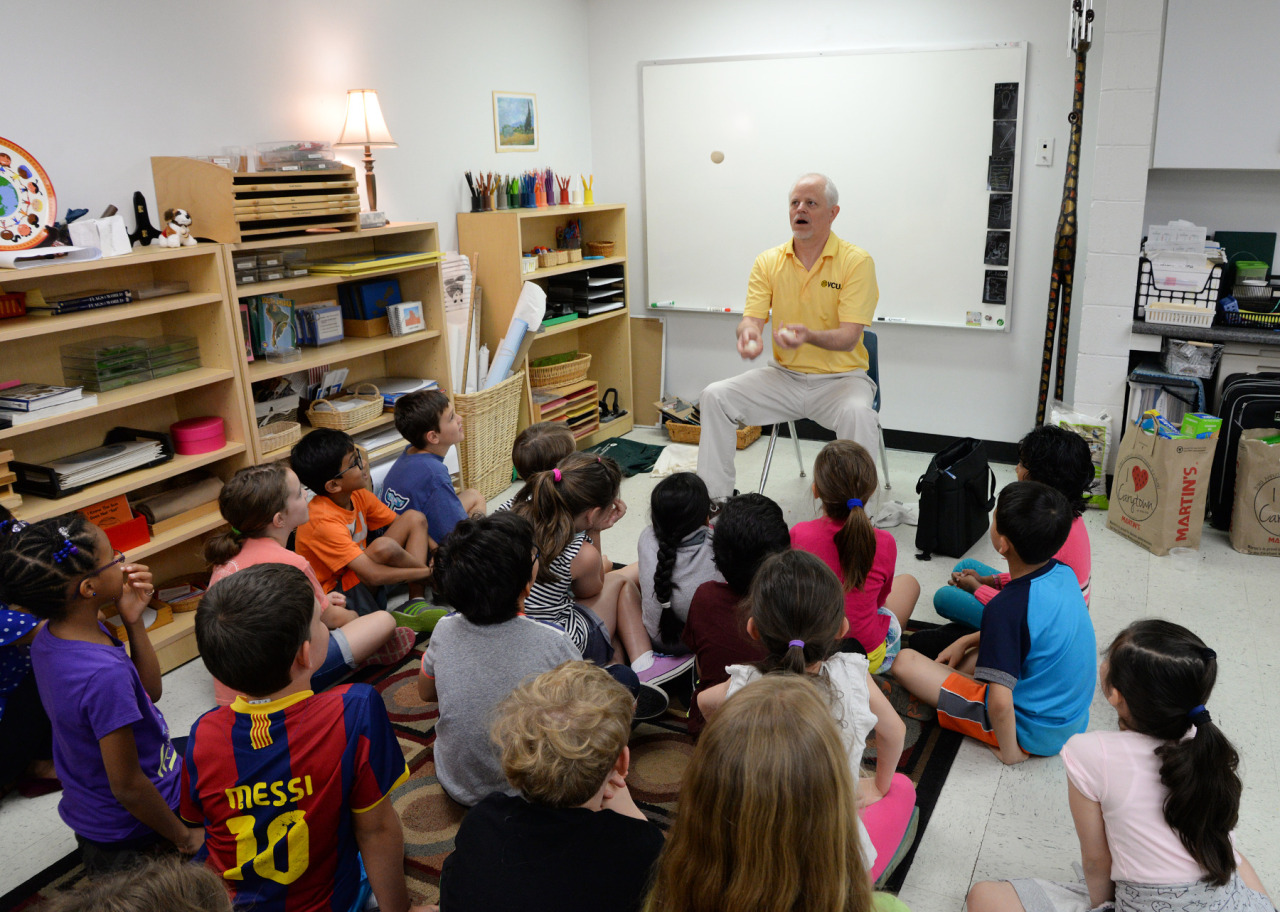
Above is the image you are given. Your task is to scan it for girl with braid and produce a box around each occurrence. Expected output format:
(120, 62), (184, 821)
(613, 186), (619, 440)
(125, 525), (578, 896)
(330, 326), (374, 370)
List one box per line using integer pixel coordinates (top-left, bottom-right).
(968, 619), (1273, 912)
(791, 440), (919, 672)
(636, 472), (722, 653)
(0, 514), (203, 872)
(204, 464), (413, 705)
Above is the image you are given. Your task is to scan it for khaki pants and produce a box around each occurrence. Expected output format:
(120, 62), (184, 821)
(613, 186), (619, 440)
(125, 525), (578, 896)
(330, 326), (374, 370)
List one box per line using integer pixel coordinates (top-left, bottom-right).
(696, 364), (878, 499)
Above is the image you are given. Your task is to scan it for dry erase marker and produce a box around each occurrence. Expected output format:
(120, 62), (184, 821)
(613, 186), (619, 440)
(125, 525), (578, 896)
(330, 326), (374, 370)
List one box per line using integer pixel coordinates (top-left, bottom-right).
(650, 301), (676, 308)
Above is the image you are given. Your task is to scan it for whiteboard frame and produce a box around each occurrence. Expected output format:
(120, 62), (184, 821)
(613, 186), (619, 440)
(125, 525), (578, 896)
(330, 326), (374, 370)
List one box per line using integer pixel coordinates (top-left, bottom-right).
(640, 43), (1027, 331)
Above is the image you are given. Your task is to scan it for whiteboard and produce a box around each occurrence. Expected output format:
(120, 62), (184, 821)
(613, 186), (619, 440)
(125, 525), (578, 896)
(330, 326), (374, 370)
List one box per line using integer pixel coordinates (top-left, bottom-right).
(642, 45), (1026, 330)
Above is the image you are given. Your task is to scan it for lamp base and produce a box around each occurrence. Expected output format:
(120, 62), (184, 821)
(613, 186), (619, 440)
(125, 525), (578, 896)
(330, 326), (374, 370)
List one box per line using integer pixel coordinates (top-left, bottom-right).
(359, 210), (389, 229)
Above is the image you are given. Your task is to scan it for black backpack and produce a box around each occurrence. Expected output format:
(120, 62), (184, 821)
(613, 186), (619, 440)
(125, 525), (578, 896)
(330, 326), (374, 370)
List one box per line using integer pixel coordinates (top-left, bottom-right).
(915, 437), (997, 560)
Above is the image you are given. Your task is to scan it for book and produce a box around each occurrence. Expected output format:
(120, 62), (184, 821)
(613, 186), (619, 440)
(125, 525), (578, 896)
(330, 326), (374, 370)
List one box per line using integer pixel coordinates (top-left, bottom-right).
(0, 394), (98, 426)
(307, 251), (445, 276)
(0, 383), (85, 411)
(25, 288), (133, 316)
(387, 300), (424, 336)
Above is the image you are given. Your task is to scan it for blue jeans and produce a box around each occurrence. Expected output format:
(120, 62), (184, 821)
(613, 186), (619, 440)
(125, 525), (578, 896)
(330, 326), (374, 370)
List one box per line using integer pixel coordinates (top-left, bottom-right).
(931, 559), (998, 630)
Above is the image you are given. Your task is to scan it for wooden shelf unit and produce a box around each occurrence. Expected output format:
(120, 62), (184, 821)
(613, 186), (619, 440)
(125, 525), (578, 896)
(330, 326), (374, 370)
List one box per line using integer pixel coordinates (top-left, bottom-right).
(0, 244), (255, 671)
(226, 222), (452, 462)
(457, 204), (635, 445)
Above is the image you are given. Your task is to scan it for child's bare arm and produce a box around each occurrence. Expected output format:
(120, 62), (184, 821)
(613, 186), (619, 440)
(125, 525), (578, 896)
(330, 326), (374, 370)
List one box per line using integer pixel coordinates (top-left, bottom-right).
(417, 672), (437, 703)
(117, 563), (161, 701)
(346, 550), (432, 588)
(570, 540), (607, 600)
(100, 727), (203, 853)
(697, 680), (730, 717)
(353, 798), (415, 912)
(986, 682), (1028, 765)
(866, 672), (905, 797)
(1068, 781), (1114, 906)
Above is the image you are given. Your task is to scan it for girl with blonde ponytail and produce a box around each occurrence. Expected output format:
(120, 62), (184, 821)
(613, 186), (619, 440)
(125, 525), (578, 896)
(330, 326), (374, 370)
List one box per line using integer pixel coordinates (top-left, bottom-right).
(791, 440), (918, 672)
(696, 550), (916, 884)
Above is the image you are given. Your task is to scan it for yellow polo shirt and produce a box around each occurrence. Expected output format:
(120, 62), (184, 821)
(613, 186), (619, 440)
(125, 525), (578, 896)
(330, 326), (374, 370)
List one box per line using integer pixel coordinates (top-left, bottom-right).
(743, 231), (879, 373)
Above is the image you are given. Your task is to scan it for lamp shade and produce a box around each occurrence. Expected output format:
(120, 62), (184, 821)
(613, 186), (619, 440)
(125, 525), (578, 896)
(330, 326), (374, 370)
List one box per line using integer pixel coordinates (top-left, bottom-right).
(336, 89), (397, 147)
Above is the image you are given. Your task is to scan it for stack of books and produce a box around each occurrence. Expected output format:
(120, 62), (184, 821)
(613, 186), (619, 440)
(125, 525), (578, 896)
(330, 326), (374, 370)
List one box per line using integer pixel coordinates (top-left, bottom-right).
(24, 288), (133, 317)
(0, 383), (98, 428)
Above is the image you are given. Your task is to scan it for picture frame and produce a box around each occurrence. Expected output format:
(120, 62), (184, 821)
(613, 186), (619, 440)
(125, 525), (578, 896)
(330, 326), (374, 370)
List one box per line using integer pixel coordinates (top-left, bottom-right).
(493, 91), (538, 152)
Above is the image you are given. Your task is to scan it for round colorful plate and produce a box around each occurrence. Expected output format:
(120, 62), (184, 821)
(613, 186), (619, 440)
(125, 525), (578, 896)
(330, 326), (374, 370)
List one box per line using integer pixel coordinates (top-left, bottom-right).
(0, 137), (56, 250)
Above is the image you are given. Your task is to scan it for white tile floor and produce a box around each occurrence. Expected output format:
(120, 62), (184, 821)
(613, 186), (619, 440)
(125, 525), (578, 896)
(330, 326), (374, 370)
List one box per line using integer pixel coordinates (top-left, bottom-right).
(2, 428), (1277, 907)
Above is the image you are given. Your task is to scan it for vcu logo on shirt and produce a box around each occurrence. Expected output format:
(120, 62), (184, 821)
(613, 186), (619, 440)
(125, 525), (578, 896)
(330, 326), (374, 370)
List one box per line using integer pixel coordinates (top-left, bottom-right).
(820, 280), (842, 290)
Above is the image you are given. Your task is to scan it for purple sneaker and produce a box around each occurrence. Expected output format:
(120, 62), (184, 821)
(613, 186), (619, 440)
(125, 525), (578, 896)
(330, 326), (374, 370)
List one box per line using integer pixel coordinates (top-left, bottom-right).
(638, 654), (695, 686)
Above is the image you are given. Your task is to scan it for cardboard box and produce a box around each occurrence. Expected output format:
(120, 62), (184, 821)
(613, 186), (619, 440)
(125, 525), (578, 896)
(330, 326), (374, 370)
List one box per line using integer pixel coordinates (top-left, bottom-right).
(343, 317), (390, 338)
(78, 494), (133, 529)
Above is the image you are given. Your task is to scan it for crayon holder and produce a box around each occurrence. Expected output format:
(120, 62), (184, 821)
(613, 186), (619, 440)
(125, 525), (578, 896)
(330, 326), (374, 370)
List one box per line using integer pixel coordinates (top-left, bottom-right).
(570, 189), (583, 205)
(470, 193), (483, 213)
(496, 190), (508, 210)
(559, 188), (570, 205)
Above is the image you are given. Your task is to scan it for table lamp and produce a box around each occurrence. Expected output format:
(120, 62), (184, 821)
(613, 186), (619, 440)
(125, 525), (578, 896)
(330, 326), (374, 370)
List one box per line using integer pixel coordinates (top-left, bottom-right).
(335, 88), (397, 221)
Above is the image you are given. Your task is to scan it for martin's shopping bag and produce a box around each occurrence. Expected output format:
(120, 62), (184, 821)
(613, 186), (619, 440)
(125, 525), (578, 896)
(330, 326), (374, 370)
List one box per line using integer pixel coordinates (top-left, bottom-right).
(1230, 429), (1280, 556)
(1107, 422), (1217, 555)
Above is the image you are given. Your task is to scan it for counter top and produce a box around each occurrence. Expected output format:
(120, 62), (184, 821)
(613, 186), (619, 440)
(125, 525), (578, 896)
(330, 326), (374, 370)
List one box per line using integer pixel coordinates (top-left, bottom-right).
(1132, 320), (1280, 346)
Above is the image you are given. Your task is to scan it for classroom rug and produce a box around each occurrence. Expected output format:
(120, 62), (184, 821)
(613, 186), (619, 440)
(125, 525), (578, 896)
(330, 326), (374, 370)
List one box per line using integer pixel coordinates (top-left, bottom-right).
(2, 630), (963, 908)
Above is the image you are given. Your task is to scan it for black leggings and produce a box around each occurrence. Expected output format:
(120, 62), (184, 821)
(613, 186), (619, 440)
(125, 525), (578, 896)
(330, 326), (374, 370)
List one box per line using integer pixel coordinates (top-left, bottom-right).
(0, 671), (53, 787)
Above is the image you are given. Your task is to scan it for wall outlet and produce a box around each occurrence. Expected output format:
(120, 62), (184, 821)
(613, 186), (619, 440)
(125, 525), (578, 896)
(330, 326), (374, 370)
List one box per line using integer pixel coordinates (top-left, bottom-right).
(1035, 138), (1054, 167)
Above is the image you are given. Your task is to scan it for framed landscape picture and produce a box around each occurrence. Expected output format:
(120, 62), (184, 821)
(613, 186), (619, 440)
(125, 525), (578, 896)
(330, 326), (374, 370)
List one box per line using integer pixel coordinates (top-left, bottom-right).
(493, 91), (538, 152)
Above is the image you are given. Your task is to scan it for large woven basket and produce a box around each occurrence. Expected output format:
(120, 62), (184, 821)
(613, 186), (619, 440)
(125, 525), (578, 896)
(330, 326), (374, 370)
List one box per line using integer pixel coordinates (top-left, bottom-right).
(528, 353), (591, 388)
(258, 420), (301, 455)
(455, 371), (525, 499)
(665, 420), (761, 450)
(306, 383), (385, 430)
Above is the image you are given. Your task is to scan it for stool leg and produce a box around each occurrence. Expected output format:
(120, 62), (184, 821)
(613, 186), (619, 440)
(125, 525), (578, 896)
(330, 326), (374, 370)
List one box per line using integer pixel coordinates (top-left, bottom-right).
(879, 425), (892, 490)
(758, 424), (781, 494)
(788, 421), (805, 477)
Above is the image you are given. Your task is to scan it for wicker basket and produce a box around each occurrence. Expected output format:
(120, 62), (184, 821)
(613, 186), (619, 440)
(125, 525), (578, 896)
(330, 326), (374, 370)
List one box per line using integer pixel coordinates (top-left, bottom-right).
(455, 371), (525, 500)
(665, 421), (761, 450)
(586, 241), (615, 257)
(306, 383), (385, 430)
(259, 420), (301, 454)
(528, 353), (591, 388)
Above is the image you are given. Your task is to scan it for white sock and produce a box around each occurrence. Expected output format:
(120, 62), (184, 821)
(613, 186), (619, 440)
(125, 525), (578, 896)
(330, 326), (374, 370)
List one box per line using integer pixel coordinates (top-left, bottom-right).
(631, 651), (655, 673)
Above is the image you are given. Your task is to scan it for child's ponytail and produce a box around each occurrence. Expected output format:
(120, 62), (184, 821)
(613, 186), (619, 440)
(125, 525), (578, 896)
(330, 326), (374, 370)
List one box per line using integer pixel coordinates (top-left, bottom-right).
(649, 473), (712, 644)
(813, 441), (878, 591)
(747, 550), (846, 678)
(1105, 620), (1240, 886)
(203, 464), (291, 566)
(513, 453), (622, 583)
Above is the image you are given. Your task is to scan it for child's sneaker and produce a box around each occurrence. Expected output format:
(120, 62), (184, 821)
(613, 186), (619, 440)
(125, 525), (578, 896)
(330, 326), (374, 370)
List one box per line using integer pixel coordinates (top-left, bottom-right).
(637, 653), (695, 686)
(634, 681), (670, 721)
(361, 627), (417, 668)
(391, 598), (448, 633)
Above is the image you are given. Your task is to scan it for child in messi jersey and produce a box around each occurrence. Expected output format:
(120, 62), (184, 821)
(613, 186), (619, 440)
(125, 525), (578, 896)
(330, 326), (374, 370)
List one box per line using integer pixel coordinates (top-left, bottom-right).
(184, 563), (432, 912)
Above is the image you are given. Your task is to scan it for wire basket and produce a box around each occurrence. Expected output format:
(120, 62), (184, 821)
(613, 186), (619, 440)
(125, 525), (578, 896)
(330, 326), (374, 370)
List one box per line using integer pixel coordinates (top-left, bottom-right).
(528, 353), (591, 388)
(665, 421), (761, 450)
(306, 383), (385, 430)
(455, 371), (525, 500)
(586, 241), (615, 257)
(259, 420), (301, 454)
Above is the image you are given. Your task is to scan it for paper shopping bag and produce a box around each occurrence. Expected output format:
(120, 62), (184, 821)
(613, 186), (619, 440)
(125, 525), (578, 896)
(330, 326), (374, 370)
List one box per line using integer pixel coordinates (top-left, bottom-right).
(1107, 423), (1217, 555)
(1230, 429), (1280, 555)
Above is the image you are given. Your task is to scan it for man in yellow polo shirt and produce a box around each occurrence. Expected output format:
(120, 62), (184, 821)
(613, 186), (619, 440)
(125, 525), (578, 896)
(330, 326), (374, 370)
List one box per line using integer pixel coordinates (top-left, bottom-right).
(697, 173), (880, 499)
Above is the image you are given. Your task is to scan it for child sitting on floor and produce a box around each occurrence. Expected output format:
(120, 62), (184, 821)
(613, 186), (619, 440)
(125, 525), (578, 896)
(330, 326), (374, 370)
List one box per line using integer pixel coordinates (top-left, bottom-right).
(291, 428), (440, 632)
(936, 425), (1094, 630)
(698, 549), (913, 883)
(186, 564), (429, 912)
(681, 493), (788, 734)
(647, 675), (912, 912)
(0, 516), (202, 872)
(439, 661), (664, 912)
(513, 420), (577, 482)
(636, 472), (722, 653)
(892, 481), (1096, 763)
(205, 463), (414, 705)
(381, 389), (486, 544)
(967, 620), (1272, 912)
(512, 453), (653, 671)
(791, 440), (919, 671)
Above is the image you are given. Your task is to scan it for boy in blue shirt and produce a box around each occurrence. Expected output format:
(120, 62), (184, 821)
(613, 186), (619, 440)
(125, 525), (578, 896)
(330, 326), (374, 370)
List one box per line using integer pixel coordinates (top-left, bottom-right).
(381, 390), (486, 544)
(892, 481), (1096, 762)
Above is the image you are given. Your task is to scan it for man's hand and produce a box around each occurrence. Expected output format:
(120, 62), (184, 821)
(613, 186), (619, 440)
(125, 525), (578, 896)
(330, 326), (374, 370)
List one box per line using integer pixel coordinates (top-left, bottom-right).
(773, 323), (811, 350)
(737, 324), (764, 359)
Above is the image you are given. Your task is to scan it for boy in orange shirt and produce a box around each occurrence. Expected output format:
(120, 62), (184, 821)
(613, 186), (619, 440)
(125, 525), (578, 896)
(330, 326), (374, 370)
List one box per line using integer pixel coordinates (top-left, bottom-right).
(292, 429), (442, 632)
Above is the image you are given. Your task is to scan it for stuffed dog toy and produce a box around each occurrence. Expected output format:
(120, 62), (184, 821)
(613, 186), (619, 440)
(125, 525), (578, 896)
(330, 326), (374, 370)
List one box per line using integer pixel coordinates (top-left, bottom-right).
(158, 208), (197, 247)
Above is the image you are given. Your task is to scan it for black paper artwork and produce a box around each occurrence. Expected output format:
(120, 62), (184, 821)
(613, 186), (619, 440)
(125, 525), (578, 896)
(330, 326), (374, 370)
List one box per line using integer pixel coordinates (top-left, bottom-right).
(983, 270), (1008, 305)
(984, 231), (1010, 267)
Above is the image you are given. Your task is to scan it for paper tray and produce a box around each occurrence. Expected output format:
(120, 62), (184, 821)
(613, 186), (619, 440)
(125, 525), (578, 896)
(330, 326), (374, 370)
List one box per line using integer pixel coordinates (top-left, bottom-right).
(13, 427), (175, 499)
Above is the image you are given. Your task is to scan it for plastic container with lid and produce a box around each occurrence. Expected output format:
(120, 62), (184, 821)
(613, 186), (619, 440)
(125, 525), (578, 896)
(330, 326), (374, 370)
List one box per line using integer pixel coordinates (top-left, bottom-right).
(170, 416), (226, 455)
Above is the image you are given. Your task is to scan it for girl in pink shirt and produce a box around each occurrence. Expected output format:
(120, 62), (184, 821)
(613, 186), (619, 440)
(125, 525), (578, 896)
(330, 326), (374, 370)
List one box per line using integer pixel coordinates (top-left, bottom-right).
(790, 441), (919, 673)
(204, 464), (413, 705)
(936, 425), (1094, 630)
(968, 619), (1273, 912)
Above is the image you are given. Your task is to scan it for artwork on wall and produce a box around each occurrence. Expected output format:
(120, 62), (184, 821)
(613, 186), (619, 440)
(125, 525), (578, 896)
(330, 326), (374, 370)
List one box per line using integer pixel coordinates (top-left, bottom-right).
(0, 136), (56, 250)
(493, 92), (538, 152)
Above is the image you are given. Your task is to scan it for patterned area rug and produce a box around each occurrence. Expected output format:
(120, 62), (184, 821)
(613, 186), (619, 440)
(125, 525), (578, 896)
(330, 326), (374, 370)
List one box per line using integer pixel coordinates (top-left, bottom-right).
(4, 632), (961, 908)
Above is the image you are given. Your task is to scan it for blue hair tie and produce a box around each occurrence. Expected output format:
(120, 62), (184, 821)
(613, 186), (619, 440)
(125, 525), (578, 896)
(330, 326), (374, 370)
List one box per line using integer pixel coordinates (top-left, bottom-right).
(846, 498), (863, 510)
(1188, 704), (1210, 725)
(52, 526), (80, 564)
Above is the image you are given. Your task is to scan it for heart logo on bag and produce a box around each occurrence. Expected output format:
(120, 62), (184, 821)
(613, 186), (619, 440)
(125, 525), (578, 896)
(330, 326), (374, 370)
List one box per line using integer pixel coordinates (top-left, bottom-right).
(1131, 466), (1149, 492)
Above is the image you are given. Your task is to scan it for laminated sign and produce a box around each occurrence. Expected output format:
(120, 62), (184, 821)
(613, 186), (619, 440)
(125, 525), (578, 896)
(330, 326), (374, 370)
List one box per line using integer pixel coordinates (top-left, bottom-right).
(1106, 423), (1217, 555)
(1230, 429), (1280, 556)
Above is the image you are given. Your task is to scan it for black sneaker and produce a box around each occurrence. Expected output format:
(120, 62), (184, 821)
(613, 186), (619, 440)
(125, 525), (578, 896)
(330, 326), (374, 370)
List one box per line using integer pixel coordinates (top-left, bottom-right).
(634, 682), (670, 721)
